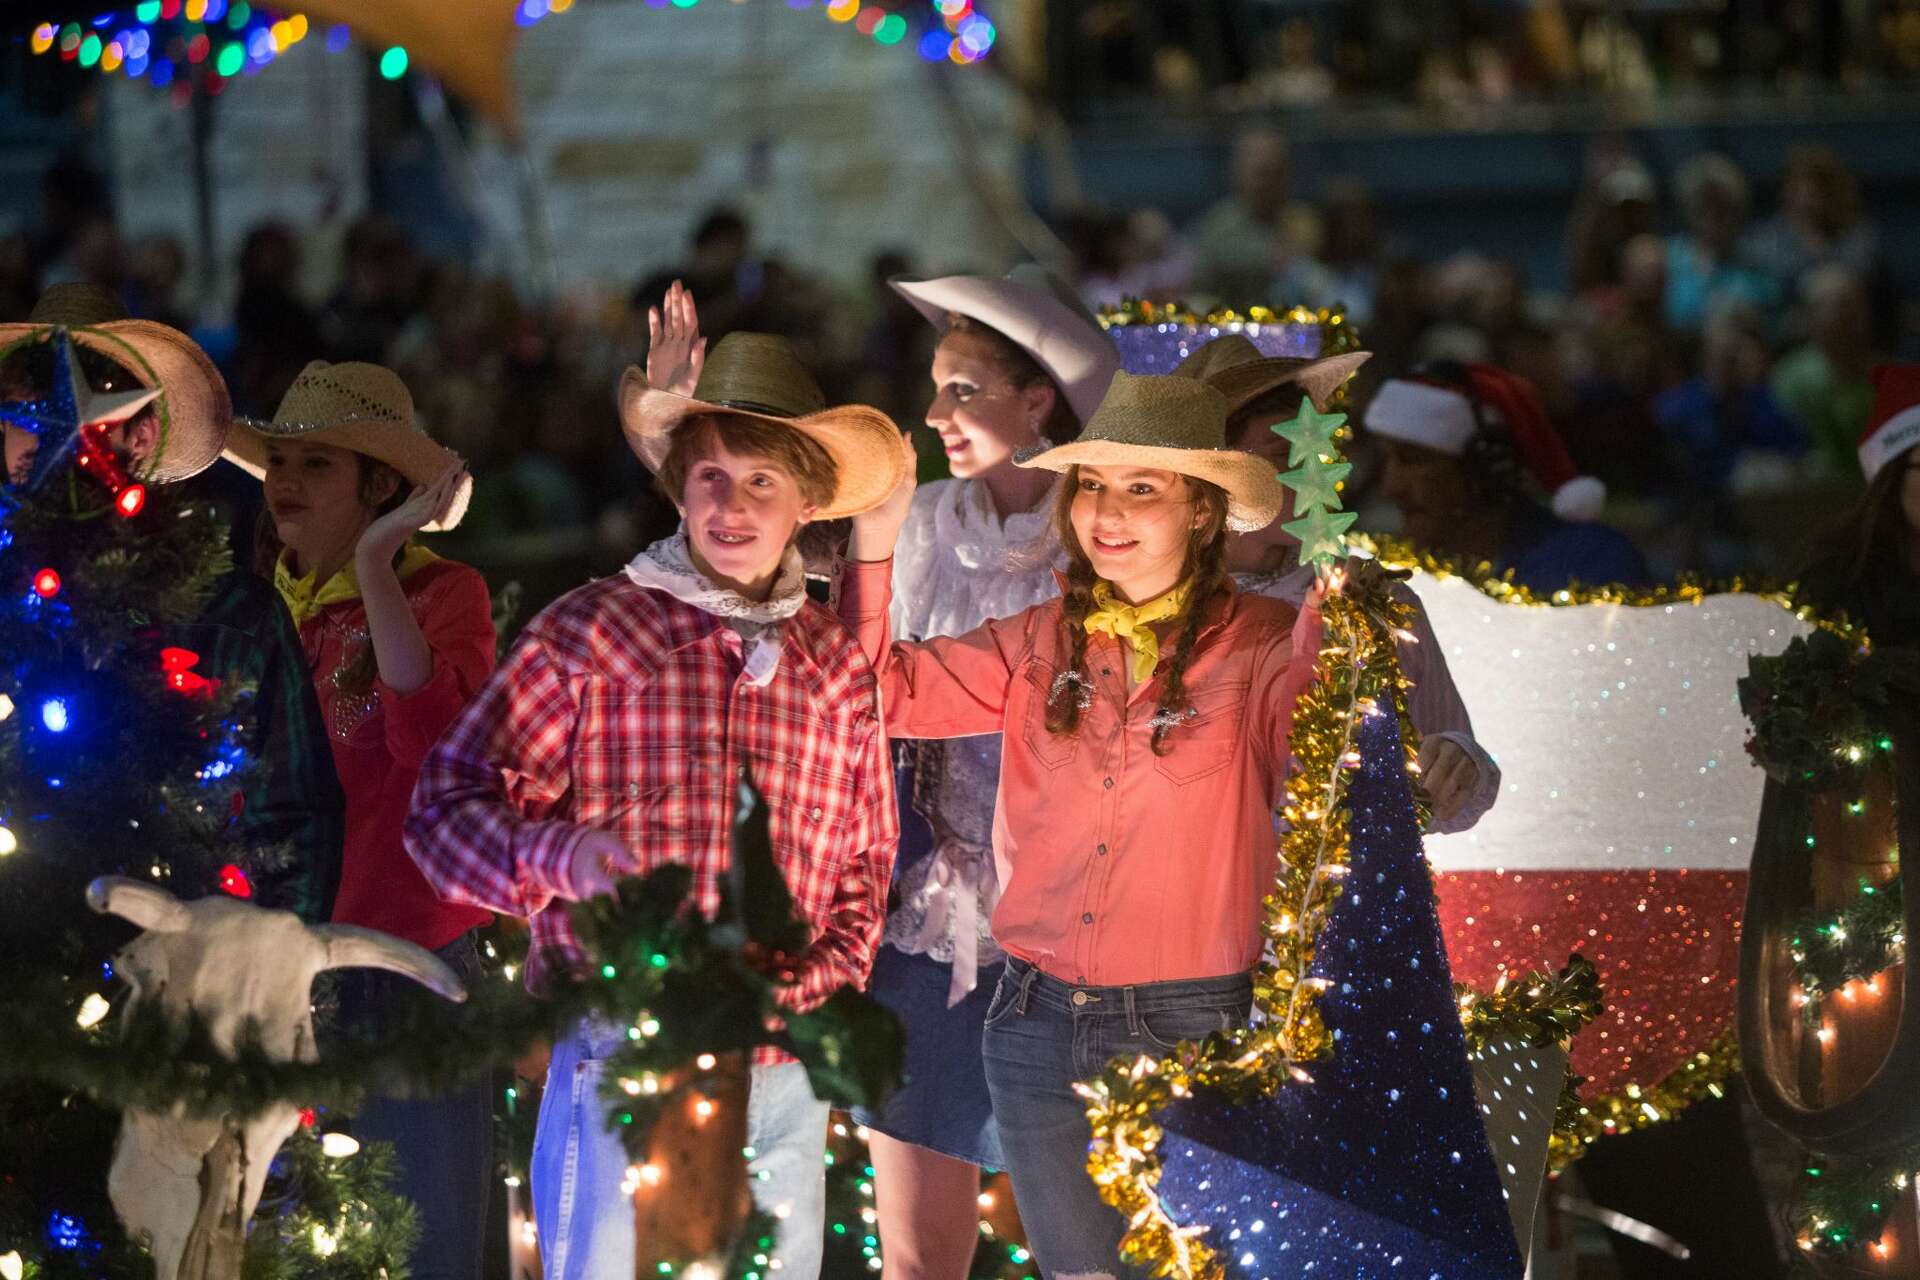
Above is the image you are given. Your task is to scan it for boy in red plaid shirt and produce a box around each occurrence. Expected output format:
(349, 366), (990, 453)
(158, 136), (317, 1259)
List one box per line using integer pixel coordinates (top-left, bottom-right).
(404, 315), (906, 1280)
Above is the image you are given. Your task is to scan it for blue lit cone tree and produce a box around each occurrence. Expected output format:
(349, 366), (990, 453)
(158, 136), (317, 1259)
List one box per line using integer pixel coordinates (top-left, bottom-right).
(1076, 387), (1525, 1277)
(1149, 706), (1524, 1277)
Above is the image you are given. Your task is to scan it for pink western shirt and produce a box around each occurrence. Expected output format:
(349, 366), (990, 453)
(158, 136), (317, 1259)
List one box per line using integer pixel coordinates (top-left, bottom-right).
(836, 557), (1318, 987)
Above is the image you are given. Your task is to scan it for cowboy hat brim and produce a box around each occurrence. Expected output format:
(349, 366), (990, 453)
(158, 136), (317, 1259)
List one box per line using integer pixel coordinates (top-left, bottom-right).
(1016, 438), (1285, 533)
(1207, 350), (1372, 415)
(0, 319), (231, 484)
(224, 416), (472, 533)
(616, 367), (907, 521)
(889, 273), (1121, 426)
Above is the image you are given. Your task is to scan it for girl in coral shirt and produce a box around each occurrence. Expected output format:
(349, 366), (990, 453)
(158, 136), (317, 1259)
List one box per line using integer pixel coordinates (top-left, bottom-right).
(228, 360), (495, 1280)
(837, 371), (1316, 1277)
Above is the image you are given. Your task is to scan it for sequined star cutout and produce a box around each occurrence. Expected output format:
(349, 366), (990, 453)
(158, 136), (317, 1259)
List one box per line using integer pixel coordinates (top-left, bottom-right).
(1271, 400), (1347, 468)
(0, 329), (159, 493)
(1283, 503), (1358, 567)
(1279, 450), (1352, 516)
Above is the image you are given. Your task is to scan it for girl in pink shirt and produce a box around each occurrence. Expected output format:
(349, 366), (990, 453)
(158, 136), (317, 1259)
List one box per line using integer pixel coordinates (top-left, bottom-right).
(837, 371), (1315, 1277)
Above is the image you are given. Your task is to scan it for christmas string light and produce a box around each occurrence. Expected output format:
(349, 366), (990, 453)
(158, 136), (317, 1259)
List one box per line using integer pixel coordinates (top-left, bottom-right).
(1788, 872), (1906, 1016)
(1792, 1150), (1920, 1259)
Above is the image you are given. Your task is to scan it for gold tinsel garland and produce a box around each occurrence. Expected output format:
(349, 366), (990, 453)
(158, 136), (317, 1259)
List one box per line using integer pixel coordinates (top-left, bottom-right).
(1077, 566), (1415, 1279)
(1350, 532), (1858, 640)
(1549, 1031), (1742, 1167)
(1454, 957), (1606, 1168)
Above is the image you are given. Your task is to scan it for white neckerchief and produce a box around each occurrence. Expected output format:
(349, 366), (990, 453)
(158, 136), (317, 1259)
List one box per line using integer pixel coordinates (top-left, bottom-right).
(623, 529), (807, 686)
(891, 478), (1063, 642)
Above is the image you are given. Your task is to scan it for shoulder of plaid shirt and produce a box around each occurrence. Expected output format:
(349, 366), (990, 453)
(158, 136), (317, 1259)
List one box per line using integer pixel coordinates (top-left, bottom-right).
(402, 573), (900, 1033)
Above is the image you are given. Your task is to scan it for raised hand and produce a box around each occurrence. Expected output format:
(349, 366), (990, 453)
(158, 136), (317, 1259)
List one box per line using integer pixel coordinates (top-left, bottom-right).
(358, 462), (467, 565)
(846, 432), (919, 562)
(647, 280), (707, 397)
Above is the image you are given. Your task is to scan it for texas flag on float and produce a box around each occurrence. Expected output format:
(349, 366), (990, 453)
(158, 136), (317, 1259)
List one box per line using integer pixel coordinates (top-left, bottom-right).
(1408, 569), (1813, 1103)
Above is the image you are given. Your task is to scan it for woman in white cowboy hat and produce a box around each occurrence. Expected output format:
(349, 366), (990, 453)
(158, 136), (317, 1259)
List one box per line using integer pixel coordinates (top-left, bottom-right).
(226, 359), (496, 1280)
(835, 371), (1318, 1278)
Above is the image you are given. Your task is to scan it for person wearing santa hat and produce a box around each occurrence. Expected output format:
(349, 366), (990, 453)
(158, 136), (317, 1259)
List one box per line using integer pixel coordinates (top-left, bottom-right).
(1796, 363), (1920, 646)
(1363, 361), (1649, 592)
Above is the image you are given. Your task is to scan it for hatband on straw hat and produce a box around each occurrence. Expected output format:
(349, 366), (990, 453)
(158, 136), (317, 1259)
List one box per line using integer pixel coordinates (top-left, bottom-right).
(890, 265), (1121, 424)
(1172, 332), (1371, 415)
(1016, 371), (1285, 532)
(617, 331), (906, 520)
(224, 360), (471, 532)
(0, 283), (232, 484)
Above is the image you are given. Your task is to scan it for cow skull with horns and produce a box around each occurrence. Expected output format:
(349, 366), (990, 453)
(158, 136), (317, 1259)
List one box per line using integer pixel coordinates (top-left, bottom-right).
(85, 876), (469, 1280)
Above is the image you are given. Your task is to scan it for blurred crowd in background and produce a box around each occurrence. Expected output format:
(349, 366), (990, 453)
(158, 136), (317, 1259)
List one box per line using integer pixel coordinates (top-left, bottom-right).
(1053, 0), (1920, 113)
(3, 116), (1910, 611)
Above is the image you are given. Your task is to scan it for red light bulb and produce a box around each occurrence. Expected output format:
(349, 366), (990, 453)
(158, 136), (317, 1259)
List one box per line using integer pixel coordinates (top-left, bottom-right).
(33, 568), (62, 599)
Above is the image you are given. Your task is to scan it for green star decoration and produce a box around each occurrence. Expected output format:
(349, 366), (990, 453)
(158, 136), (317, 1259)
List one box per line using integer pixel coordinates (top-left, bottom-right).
(1278, 450), (1352, 515)
(1271, 401), (1347, 468)
(1283, 504), (1358, 566)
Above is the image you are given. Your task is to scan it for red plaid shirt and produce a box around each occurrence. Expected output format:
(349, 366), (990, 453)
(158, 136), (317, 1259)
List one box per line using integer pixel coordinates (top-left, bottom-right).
(404, 576), (897, 1062)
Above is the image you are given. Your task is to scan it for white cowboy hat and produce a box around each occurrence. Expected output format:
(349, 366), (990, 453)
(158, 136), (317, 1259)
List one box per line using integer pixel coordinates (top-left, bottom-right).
(890, 264), (1121, 425)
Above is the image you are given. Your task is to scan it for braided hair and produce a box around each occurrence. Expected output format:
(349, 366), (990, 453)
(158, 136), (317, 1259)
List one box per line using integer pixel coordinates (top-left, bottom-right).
(1043, 465), (1232, 755)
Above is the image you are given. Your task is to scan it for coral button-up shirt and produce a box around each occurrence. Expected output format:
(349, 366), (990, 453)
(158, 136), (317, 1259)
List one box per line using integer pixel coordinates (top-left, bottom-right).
(836, 557), (1317, 987)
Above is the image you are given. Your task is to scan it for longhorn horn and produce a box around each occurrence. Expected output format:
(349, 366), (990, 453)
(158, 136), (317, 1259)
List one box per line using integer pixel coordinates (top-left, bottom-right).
(315, 924), (469, 1002)
(86, 877), (192, 933)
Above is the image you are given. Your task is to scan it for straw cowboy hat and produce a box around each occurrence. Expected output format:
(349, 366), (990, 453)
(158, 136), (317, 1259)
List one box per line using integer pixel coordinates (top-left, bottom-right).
(890, 264), (1121, 425)
(1016, 371), (1285, 532)
(617, 331), (907, 520)
(1172, 332), (1371, 416)
(0, 282), (231, 483)
(225, 360), (471, 532)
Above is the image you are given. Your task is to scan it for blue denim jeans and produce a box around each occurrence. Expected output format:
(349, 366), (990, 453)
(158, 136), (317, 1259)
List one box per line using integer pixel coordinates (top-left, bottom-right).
(335, 932), (493, 1280)
(981, 957), (1253, 1279)
(532, 1016), (831, 1280)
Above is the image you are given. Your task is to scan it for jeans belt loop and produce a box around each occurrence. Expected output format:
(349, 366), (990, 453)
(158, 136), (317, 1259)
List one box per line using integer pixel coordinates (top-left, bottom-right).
(1015, 962), (1038, 1015)
(1124, 985), (1142, 1037)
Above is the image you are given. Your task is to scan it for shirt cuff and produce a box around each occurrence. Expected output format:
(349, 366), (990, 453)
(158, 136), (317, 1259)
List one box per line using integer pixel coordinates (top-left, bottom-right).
(1424, 729), (1501, 835)
(832, 555), (894, 624)
(516, 819), (598, 906)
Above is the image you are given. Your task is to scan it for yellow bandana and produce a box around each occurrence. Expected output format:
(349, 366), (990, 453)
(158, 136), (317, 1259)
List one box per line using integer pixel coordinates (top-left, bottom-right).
(1084, 579), (1191, 685)
(274, 543), (440, 626)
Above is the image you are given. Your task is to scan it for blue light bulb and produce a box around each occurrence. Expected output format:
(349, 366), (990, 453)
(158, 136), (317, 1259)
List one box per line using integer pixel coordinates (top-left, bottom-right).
(40, 697), (69, 733)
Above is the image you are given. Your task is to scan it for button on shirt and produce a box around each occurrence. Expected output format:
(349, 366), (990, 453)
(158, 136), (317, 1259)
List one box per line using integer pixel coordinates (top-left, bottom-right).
(835, 557), (1317, 987)
(405, 577), (898, 1062)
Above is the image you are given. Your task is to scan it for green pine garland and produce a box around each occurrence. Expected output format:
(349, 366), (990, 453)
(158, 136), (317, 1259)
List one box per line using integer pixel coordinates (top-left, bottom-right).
(1739, 629), (1920, 790)
(1791, 1151), (1918, 1260)
(1788, 873), (1906, 1018)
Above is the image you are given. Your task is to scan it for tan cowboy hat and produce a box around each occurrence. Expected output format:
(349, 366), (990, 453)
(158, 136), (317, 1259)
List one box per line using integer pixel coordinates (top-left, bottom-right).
(1016, 371), (1285, 532)
(0, 282), (231, 484)
(1173, 333), (1371, 416)
(617, 331), (906, 520)
(225, 361), (471, 532)
(890, 265), (1121, 425)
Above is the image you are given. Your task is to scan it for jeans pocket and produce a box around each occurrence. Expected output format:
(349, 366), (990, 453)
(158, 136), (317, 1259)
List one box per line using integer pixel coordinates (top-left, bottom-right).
(981, 968), (1022, 1031)
(1138, 1003), (1237, 1053)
